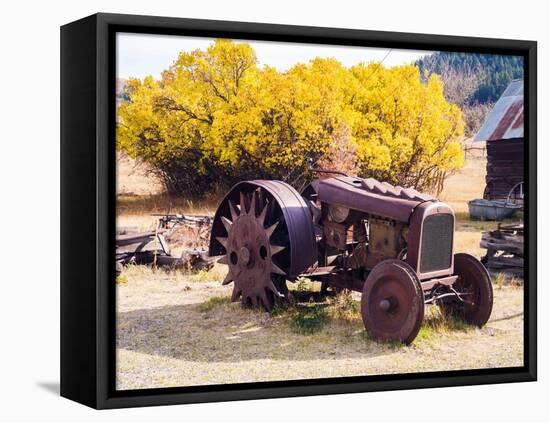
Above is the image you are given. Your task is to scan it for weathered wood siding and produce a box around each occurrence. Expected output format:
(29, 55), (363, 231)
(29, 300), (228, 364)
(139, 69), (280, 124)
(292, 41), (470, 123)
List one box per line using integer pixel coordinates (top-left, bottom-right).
(485, 138), (524, 201)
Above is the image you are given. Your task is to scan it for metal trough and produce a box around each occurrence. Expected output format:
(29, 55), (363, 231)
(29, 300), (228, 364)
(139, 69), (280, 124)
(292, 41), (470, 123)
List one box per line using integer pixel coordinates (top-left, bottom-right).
(468, 199), (521, 220)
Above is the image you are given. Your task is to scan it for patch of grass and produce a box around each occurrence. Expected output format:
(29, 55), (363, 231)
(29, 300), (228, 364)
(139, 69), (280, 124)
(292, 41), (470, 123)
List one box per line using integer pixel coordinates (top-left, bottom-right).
(454, 211), (474, 222)
(269, 302), (289, 317)
(328, 290), (360, 321)
(416, 326), (437, 342)
(358, 331), (403, 349)
(116, 192), (219, 216)
(289, 304), (330, 335)
(197, 296), (230, 313)
(289, 277), (323, 303)
(116, 274), (129, 285)
(416, 306), (470, 342)
(190, 269), (212, 282)
(293, 277), (316, 293)
(190, 267), (223, 283)
(457, 211), (521, 223)
(492, 273), (506, 289)
(492, 272), (523, 289)
(455, 211), (523, 232)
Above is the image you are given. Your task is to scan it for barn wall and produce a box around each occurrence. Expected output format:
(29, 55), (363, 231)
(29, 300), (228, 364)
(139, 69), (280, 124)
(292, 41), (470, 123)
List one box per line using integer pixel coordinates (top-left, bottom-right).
(485, 138), (524, 201)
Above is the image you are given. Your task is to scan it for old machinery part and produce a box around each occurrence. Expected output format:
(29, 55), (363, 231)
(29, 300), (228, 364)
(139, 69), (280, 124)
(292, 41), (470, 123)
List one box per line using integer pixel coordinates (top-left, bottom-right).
(209, 180), (316, 311)
(346, 242), (369, 269)
(323, 221), (349, 250)
(315, 176), (435, 223)
(328, 204), (350, 223)
(361, 259), (424, 344)
(419, 214), (454, 273)
(300, 182), (323, 230)
(366, 217), (407, 268)
(438, 253), (493, 326)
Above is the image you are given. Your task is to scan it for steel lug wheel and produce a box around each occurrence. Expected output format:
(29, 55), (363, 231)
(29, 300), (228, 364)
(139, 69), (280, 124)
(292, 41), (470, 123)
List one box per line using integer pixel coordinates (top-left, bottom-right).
(209, 181), (316, 311)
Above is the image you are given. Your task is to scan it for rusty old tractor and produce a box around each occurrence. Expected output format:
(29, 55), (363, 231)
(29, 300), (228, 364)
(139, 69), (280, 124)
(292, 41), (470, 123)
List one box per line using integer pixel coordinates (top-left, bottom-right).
(209, 175), (493, 344)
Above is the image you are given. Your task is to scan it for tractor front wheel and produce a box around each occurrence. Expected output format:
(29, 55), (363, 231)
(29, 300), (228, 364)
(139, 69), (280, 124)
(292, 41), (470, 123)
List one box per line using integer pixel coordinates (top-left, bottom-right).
(361, 260), (424, 345)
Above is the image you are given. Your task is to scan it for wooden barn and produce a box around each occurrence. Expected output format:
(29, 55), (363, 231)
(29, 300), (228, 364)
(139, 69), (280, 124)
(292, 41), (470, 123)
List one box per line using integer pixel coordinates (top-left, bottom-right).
(474, 79), (524, 203)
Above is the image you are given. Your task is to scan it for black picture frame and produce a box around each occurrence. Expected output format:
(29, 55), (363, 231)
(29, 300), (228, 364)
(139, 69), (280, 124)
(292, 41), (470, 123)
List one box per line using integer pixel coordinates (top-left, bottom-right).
(60, 12), (537, 409)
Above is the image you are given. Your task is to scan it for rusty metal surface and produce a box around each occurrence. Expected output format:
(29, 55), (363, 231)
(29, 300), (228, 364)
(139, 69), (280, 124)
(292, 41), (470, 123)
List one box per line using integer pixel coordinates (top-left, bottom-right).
(361, 259), (424, 344)
(441, 253), (493, 326)
(474, 79), (524, 142)
(209, 180), (317, 280)
(116, 213), (215, 274)
(316, 175), (435, 222)
(209, 180), (317, 310)
(406, 201), (455, 280)
(116, 229), (166, 246)
(365, 218), (407, 269)
(420, 275), (458, 291)
(214, 189), (285, 309)
(323, 221), (348, 250)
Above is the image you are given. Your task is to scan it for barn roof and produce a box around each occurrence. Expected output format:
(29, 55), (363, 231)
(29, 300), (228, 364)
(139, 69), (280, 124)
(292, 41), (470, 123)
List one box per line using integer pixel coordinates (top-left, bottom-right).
(474, 79), (524, 142)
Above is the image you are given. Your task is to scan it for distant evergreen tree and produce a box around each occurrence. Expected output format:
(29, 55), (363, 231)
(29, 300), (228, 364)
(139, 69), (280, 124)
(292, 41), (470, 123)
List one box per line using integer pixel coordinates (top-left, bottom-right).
(416, 52), (523, 105)
(416, 52), (523, 135)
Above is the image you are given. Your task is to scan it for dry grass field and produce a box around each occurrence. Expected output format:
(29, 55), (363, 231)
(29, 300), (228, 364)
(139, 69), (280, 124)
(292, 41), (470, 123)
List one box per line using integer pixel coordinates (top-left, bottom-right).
(116, 153), (163, 196)
(116, 146), (525, 390)
(116, 266), (523, 390)
(440, 144), (487, 214)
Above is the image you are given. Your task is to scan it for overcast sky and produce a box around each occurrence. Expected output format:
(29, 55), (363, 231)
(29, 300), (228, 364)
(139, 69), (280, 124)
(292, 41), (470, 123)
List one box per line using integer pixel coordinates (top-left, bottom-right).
(116, 32), (432, 80)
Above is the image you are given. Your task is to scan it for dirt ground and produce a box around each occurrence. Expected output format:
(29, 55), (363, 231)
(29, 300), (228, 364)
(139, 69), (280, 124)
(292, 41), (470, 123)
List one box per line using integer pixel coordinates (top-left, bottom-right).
(116, 145), (525, 390)
(116, 265), (523, 390)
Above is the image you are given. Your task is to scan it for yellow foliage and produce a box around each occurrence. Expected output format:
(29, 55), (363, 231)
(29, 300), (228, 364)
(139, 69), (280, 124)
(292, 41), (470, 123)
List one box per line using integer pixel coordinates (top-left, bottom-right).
(117, 40), (465, 197)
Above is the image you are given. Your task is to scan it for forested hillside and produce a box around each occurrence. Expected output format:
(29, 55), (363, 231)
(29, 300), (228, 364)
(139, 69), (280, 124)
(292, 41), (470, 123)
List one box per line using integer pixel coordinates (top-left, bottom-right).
(416, 52), (523, 135)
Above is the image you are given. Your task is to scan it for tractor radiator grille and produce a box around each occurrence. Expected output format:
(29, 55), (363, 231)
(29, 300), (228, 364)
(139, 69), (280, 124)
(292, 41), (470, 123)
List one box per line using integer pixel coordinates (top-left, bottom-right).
(420, 214), (453, 273)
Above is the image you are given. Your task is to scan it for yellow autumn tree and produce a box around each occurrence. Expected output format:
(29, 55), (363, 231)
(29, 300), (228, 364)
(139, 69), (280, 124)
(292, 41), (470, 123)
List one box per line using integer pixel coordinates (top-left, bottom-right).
(117, 39), (464, 197)
(349, 64), (464, 192)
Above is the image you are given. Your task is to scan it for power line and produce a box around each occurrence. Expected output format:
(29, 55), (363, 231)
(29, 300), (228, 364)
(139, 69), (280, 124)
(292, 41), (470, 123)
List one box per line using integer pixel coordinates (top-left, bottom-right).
(362, 48), (393, 85)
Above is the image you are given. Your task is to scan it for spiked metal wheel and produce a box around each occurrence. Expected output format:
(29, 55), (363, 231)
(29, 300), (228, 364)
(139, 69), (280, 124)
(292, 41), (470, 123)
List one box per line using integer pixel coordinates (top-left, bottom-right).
(209, 181), (317, 311)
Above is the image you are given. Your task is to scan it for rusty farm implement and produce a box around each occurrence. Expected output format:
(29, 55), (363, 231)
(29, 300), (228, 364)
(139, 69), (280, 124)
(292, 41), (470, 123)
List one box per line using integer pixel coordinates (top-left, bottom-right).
(209, 175), (493, 344)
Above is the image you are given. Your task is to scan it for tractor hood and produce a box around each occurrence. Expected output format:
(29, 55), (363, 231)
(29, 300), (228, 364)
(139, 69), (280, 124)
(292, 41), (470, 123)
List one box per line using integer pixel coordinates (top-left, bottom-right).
(314, 176), (436, 222)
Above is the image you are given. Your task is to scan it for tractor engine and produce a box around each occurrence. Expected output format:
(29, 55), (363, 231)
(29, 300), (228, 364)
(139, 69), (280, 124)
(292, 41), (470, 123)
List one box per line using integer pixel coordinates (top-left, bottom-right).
(306, 175), (456, 281)
(320, 203), (408, 271)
